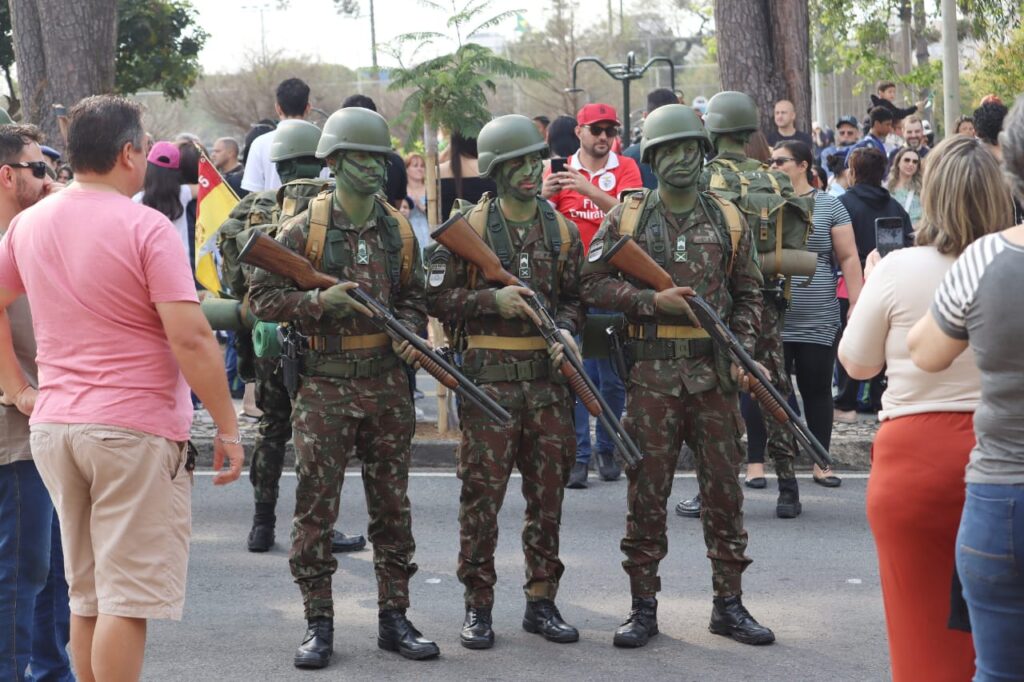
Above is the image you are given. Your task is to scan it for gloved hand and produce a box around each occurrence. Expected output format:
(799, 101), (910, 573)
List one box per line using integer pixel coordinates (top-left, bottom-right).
(393, 339), (422, 368)
(547, 329), (579, 367)
(653, 286), (700, 327)
(319, 282), (372, 318)
(495, 285), (542, 325)
(731, 360), (770, 394)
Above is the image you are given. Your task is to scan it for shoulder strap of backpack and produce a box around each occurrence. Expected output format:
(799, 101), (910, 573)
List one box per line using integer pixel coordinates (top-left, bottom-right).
(377, 197), (416, 288)
(705, 192), (744, 275)
(304, 190), (332, 269)
(618, 189), (648, 238)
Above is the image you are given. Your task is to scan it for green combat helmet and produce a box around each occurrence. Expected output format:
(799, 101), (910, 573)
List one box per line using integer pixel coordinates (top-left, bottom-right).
(0, 108), (13, 125)
(315, 107), (392, 159)
(703, 91), (759, 135)
(476, 114), (549, 177)
(640, 103), (712, 162)
(270, 119), (322, 162)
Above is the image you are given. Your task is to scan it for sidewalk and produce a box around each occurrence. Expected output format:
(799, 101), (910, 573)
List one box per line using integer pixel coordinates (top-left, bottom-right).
(191, 372), (878, 470)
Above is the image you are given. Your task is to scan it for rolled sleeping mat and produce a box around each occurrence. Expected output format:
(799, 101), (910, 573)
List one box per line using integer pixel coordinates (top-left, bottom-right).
(758, 249), (818, 277)
(200, 297), (254, 332)
(252, 321), (282, 358)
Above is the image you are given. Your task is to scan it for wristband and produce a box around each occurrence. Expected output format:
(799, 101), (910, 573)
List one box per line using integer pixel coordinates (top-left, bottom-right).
(216, 433), (243, 445)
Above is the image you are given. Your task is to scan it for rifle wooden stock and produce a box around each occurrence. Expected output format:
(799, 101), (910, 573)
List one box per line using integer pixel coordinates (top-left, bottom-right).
(431, 212), (601, 416)
(603, 236), (834, 470)
(238, 230), (512, 425)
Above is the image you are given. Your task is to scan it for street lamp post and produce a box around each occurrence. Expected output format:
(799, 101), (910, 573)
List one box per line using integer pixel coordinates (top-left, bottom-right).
(566, 52), (677, 131)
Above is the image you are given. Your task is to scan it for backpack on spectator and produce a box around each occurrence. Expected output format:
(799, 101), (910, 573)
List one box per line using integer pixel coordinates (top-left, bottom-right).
(705, 158), (816, 279)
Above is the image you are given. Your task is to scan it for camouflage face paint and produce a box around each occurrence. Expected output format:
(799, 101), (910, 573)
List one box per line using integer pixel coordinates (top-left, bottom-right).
(495, 151), (544, 202)
(333, 151), (386, 195)
(653, 139), (702, 189)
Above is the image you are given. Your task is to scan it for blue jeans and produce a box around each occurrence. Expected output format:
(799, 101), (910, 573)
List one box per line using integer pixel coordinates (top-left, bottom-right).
(956, 483), (1024, 681)
(0, 460), (74, 682)
(573, 356), (625, 464)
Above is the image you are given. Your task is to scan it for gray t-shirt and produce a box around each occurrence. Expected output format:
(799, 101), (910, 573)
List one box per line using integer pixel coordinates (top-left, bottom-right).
(933, 233), (1024, 485)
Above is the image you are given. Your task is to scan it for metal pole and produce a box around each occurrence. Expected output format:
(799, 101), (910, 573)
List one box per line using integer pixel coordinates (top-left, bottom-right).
(370, 0), (378, 77)
(622, 78), (630, 135)
(940, 0), (960, 135)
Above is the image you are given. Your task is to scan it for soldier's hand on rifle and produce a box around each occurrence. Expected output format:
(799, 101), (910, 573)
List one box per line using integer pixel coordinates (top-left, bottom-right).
(393, 339), (421, 369)
(731, 361), (770, 394)
(548, 329), (579, 366)
(653, 286), (701, 327)
(319, 282), (372, 318)
(495, 285), (542, 325)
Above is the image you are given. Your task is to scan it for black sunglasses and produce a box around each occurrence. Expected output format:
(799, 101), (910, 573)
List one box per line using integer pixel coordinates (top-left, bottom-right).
(6, 161), (55, 180)
(769, 157), (795, 166)
(585, 124), (620, 138)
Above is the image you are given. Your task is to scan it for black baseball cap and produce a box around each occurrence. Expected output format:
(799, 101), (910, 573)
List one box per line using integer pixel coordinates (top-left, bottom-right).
(836, 115), (859, 129)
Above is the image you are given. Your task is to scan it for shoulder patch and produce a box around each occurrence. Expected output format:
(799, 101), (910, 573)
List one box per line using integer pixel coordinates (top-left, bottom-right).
(587, 240), (604, 263)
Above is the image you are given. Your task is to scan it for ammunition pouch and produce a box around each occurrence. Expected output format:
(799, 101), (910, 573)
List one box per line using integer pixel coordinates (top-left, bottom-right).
(629, 337), (714, 361)
(302, 351), (400, 379)
(466, 358), (550, 383)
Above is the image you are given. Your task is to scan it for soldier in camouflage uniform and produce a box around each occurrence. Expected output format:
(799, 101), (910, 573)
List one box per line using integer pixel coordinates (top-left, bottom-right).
(216, 119), (367, 553)
(676, 91), (809, 520)
(581, 104), (775, 647)
(426, 114), (583, 650)
(248, 107), (438, 668)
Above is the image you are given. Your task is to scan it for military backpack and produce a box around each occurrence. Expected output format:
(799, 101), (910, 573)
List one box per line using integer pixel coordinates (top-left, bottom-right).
(705, 158), (815, 278)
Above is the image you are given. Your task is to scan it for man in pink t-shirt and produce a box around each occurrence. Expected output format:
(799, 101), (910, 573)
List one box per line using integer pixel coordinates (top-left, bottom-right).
(0, 96), (243, 682)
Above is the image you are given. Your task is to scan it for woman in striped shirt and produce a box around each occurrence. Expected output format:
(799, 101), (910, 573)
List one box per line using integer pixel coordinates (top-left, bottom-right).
(742, 141), (863, 488)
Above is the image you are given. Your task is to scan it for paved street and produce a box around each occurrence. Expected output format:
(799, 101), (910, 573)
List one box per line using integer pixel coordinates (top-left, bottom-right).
(147, 471), (889, 681)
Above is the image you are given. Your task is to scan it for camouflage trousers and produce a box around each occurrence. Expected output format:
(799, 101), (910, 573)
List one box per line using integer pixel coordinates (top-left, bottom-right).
(250, 354), (293, 505)
(621, 384), (752, 597)
(290, 369), (417, 619)
(756, 294), (799, 479)
(456, 396), (575, 608)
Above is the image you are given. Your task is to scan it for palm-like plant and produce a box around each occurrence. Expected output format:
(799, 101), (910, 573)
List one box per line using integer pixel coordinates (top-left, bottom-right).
(386, 0), (547, 227)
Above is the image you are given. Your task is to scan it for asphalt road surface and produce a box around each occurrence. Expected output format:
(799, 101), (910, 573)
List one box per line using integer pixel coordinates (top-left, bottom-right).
(146, 471), (889, 681)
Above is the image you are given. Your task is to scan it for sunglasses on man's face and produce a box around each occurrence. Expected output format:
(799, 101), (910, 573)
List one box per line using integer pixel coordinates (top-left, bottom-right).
(5, 161), (55, 180)
(585, 124), (620, 138)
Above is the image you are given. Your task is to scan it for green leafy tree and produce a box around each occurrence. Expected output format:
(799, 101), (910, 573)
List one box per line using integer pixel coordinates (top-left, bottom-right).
(964, 24), (1024, 105)
(116, 0), (208, 101)
(385, 0), (547, 227)
(0, 3), (16, 116)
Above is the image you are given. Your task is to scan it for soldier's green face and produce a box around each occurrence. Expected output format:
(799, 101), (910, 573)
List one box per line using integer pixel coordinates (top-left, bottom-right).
(276, 157), (324, 184)
(495, 152), (544, 201)
(653, 139), (702, 189)
(332, 151), (386, 195)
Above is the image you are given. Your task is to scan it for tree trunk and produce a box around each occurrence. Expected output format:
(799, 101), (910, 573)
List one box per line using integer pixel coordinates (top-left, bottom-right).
(715, 0), (812, 135)
(912, 0), (931, 103)
(9, 0), (118, 147)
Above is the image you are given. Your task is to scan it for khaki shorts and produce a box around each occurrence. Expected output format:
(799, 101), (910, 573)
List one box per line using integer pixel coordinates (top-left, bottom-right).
(30, 423), (192, 620)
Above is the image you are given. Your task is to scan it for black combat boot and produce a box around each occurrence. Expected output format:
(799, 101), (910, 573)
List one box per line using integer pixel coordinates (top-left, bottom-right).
(247, 502), (275, 552)
(612, 597), (659, 648)
(596, 451), (622, 481)
(566, 461), (588, 489)
(709, 595), (776, 645)
(522, 599), (579, 643)
(294, 617), (333, 669)
(675, 493), (702, 518)
(460, 606), (494, 649)
(330, 530), (367, 553)
(378, 609), (440, 660)
(776, 478), (802, 519)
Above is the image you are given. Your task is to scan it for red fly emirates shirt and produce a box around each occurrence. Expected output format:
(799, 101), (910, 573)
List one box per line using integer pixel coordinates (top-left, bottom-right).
(546, 151), (642, 252)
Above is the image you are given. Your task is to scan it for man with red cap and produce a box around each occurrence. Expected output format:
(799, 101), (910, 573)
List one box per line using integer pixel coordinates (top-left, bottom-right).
(542, 103), (642, 488)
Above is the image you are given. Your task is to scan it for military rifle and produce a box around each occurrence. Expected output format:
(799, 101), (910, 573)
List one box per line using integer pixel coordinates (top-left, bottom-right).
(430, 213), (644, 468)
(238, 230), (511, 426)
(602, 235), (833, 471)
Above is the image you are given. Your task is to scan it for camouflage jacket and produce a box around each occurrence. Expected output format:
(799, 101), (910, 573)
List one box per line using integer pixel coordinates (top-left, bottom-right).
(698, 150), (766, 191)
(248, 193), (427, 350)
(218, 179), (332, 298)
(425, 205), (584, 409)
(580, 191), (762, 396)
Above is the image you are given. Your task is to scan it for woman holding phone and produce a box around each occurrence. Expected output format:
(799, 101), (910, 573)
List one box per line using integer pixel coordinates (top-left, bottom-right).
(839, 135), (1015, 681)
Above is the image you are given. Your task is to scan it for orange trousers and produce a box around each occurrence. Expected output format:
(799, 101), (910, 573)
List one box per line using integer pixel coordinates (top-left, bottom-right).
(866, 412), (976, 682)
